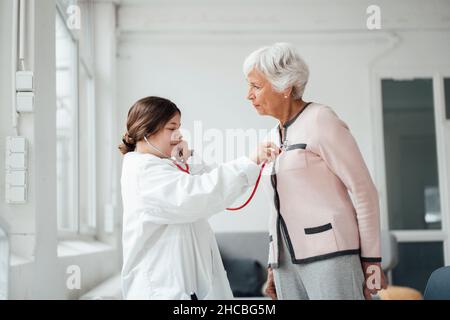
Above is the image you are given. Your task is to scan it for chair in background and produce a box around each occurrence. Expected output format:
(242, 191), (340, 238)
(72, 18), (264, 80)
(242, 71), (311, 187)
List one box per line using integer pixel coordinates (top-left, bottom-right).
(423, 266), (450, 300)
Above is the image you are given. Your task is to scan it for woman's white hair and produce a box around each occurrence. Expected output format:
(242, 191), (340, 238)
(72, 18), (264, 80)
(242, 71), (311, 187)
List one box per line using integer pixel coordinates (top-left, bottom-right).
(243, 42), (309, 99)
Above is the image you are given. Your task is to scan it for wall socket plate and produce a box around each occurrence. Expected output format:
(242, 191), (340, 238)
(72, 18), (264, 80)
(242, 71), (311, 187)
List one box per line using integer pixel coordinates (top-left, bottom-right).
(5, 136), (28, 204)
(16, 71), (34, 92)
(16, 92), (34, 112)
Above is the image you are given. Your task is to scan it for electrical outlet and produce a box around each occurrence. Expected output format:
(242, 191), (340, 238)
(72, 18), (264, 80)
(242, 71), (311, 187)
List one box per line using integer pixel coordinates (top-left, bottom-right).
(5, 136), (28, 204)
(16, 92), (34, 112)
(6, 136), (26, 153)
(6, 186), (26, 204)
(16, 71), (34, 92)
(6, 170), (26, 185)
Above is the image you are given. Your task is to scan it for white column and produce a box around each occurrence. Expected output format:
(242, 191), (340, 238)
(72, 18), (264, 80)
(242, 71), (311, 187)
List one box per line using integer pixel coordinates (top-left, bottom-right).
(93, 1), (121, 252)
(30, 0), (58, 299)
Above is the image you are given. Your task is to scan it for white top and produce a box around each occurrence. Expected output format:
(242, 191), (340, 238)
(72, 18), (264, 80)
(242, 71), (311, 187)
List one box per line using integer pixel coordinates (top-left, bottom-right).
(120, 152), (260, 299)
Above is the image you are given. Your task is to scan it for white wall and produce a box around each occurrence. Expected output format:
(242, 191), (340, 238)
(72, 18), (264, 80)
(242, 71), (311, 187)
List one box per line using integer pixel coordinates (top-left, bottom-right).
(0, 0), (58, 298)
(116, 0), (450, 233)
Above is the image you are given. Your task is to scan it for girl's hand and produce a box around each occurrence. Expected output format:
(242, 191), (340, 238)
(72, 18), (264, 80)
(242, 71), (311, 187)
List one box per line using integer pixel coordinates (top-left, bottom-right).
(171, 140), (192, 163)
(250, 142), (280, 165)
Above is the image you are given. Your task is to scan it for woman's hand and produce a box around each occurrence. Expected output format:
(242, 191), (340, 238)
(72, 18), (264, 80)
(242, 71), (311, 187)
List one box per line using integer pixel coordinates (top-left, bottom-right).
(250, 142), (280, 165)
(361, 262), (388, 300)
(264, 267), (277, 300)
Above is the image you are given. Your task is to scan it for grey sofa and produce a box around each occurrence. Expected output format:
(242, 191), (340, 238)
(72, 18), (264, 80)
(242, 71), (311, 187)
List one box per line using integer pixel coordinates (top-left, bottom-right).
(216, 232), (270, 299)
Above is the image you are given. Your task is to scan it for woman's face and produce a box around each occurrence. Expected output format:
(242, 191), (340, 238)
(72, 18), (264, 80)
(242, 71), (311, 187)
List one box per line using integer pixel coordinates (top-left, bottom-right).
(148, 113), (183, 157)
(246, 68), (286, 118)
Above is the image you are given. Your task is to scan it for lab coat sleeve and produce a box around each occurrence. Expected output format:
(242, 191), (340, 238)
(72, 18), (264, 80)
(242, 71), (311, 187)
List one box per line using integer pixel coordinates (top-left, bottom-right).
(137, 156), (261, 224)
(314, 107), (382, 262)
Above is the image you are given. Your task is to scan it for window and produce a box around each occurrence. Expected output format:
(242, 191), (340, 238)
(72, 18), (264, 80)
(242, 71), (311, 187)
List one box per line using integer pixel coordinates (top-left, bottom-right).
(55, 1), (96, 236)
(56, 12), (78, 232)
(382, 79), (441, 230)
(78, 61), (96, 232)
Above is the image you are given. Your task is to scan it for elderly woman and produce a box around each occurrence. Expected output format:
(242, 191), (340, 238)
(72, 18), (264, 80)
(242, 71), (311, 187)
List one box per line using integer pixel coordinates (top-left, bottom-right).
(243, 43), (387, 300)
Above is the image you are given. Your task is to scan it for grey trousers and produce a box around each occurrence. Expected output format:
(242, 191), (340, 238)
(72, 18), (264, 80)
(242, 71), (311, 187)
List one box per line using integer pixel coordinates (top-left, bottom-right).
(273, 231), (365, 300)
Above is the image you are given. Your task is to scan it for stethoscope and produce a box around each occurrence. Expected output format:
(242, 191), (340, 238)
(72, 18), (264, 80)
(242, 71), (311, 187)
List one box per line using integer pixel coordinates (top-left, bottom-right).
(144, 136), (284, 211)
(226, 142), (286, 211)
(144, 136), (190, 173)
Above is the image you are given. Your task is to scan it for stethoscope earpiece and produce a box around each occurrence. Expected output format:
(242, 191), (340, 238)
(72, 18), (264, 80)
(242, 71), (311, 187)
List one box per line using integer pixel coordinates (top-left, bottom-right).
(144, 136), (188, 172)
(144, 136), (171, 159)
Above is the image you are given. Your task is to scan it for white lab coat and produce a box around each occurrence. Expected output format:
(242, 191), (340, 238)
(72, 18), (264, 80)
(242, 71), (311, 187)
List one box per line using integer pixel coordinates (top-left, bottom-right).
(120, 151), (260, 299)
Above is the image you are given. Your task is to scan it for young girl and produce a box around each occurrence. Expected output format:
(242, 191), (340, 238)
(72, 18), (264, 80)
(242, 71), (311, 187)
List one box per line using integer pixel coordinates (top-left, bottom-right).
(119, 96), (278, 299)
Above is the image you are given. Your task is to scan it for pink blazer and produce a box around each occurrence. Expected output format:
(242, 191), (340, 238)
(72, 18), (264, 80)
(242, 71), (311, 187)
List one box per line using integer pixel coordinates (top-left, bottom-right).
(263, 102), (382, 267)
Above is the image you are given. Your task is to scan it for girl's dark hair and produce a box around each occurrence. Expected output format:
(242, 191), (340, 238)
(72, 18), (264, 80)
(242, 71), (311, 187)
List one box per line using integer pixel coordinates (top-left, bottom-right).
(118, 96), (181, 155)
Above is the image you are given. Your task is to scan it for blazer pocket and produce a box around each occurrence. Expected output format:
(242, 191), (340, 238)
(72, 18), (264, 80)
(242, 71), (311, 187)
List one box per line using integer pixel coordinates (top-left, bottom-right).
(304, 222), (332, 235)
(303, 222), (338, 256)
(279, 145), (307, 171)
(285, 143), (307, 152)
